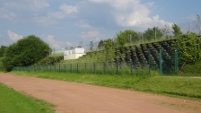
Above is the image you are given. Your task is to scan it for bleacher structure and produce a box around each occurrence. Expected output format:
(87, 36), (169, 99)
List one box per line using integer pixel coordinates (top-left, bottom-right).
(80, 39), (178, 74)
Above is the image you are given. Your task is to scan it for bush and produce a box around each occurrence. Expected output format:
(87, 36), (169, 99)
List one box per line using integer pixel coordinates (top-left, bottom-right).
(36, 55), (63, 65)
(182, 60), (201, 75)
(2, 35), (51, 71)
(175, 33), (201, 65)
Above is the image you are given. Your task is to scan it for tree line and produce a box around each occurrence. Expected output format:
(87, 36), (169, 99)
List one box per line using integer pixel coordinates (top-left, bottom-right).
(98, 23), (183, 49)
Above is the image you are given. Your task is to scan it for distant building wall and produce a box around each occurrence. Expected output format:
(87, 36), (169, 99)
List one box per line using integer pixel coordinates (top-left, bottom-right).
(64, 48), (85, 60)
(52, 48), (65, 55)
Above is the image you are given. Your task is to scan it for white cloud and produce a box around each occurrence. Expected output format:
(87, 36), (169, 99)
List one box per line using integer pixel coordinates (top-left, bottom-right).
(45, 35), (64, 49)
(0, 1), (78, 26)
(60, 4), (78, 14)
(7, 30), (23, 41)
(89, 0), (172, 29)
(48, 12), (66, 20)
(32, 0), (49, 10)
(33, 4), (78, 26)
(3, 0), (49, 12)
(75, 20), (93, 29)
(81, 30), (100, 41)
(0, 8), (17, 21)
(66, 41), (73, 47)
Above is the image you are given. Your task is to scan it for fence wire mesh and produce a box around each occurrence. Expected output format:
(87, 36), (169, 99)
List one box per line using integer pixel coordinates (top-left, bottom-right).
(13, 48), (178, 75)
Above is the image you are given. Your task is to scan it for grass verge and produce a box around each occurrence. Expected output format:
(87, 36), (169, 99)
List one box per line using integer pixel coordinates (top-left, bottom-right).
(10, 71), (201, 100)
(0, 83), (54, 113)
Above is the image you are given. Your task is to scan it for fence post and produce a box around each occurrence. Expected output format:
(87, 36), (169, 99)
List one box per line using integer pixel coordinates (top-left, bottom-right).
(174, 50), (178, 74)
(130, 60), (133, 75)
(58, 64), (60, 72)
(70, 64), (72, 73)
(148, 48), (151, 75)
(64, 64), (66, 72)
(116, 62), (118, 74)
(93, 62), (96, 73)
(103, 62), (105, 74)
(77, 63), (79, 73)
(159, 49), (163, 75)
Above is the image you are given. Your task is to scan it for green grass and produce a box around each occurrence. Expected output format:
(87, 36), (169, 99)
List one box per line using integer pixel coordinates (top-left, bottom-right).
(0, 83), (54, 113)
(181, 61), (201, 76)
(10, 71), (201, 100)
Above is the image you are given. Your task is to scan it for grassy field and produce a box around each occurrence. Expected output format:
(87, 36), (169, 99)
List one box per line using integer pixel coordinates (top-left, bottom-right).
(11, 71), (201, 100)
(0, 83), (54, 113)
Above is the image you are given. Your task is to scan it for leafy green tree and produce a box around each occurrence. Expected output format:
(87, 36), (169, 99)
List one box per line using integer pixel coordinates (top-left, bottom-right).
(0, 46), (7, 58)
(2, 35), (51, 71)
(172, 23), (182, 37)
(175, 33), (201, 65)
(116, 29), (140, 47)
(98, 40), (104, 49)
(144, 27), (163, 41)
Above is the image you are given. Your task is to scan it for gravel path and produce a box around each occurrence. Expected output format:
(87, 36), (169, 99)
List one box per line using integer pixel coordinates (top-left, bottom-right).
(0, 73), (200, 113)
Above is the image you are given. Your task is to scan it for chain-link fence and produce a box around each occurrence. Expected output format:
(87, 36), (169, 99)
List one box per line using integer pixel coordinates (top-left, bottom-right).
(13, 48), (178, 75)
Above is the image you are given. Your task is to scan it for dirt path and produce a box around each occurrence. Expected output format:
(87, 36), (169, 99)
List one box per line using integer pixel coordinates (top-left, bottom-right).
(0, 73), (201, 113)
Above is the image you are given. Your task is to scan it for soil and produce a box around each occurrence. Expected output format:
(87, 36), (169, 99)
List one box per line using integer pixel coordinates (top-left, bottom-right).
(0, 73), (201, 113)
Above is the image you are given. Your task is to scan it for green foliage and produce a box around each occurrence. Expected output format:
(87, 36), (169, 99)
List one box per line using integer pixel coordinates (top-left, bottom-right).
(103, 39), (114, 61)
(0, 46), (8, 70)
(181, 60), (201, 75)
(2, 35), (51, 71)
(175, 33), (201, 64)
(0, 83), (54, 113)
(0, 46), (7, 58)
(36, 55), (63, 65)
(144, 27), (163, 41)
(98, 40), (104, 49)
(116, 29), (140, 47)
(172, 23), (182, 37)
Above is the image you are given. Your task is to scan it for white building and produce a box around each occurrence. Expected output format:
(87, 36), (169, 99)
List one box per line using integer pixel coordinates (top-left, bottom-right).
(64, 47), (85, 60)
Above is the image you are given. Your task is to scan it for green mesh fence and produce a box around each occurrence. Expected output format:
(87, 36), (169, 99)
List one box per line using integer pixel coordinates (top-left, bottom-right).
(13, 48), (178, 75)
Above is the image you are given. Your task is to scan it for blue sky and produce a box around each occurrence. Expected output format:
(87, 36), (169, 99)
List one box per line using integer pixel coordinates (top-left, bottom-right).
(0, 0), (201, 49)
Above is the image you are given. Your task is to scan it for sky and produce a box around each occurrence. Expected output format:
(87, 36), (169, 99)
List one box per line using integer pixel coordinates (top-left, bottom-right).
(0, 0), (201, 49)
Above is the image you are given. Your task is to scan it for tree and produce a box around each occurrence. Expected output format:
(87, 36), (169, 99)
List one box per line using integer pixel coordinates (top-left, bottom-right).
(0, 46), (7, 58)
(2, 35), (51, 71)
(116, 29), (140, 47)
(98, 40), (104, 49)
(144, 27), (163, 41)
(172, 23), (182, 37)
(175, 33), (201, 65)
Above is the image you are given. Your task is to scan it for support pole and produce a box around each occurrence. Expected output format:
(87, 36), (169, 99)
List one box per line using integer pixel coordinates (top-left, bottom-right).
(159, 49), (163, 75)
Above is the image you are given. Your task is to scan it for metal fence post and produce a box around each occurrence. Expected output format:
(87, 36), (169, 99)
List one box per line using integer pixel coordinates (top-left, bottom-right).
(116, 62), (118, 74)
(70, 64), (72, 73)
(130, 60), (133, 75)
(77, 63), (79, 73)
(174, 50), (178, 74)
(93, 62), (96, 73)
(148, 48), (151, 75)
(103, 62), (105, 74)
(159, 49), (163, 75)
(64, 64), (66, 72)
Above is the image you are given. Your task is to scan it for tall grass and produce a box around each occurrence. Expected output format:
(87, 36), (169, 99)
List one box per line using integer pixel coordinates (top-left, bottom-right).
(181, 61), (201, 76)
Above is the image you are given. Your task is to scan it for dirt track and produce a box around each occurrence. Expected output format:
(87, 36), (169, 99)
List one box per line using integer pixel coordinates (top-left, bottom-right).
(0, 73), (201, 113)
